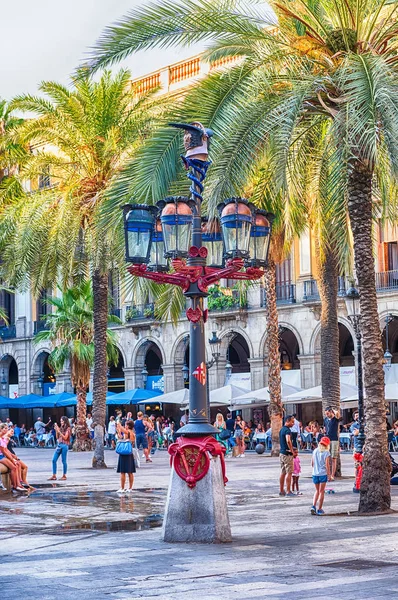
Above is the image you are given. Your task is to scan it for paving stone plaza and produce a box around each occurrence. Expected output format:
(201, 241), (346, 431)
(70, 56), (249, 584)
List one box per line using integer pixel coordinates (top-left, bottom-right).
(1, 449), (397, 599)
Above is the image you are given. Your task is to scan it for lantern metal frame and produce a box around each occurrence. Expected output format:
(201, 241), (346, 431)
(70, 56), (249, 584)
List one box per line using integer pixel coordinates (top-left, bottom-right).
(217, 197), (254, 260)
(123, 204), (158, 265)
(158, 196), (193, 259)
(247, 209), (275, 268)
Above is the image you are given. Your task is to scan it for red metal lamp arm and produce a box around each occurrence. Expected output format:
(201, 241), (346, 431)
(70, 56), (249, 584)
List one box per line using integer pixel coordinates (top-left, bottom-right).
(127, 264), (189, 290)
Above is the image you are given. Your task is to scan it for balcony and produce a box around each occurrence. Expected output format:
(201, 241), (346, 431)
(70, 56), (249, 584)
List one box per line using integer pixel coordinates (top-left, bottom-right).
(33, 320), (48, 334)
(302, 279), (320, 302)
(260, 284), (296, 306)
(375, 270), (398, 292)
(0, 324), (16, 340)
(125, 304), (155, 322)
(110, 308), (122, 319)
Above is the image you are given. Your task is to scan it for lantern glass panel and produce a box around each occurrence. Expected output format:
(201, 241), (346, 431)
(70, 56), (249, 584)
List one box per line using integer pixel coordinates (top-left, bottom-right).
(202, 227), (223, 267)
(124, 207), (155, 264)
(221, 214), (252, 256)
(161, 202), (192, 258)
(249, 225), (270, 262)
(149, 227), (168, 270)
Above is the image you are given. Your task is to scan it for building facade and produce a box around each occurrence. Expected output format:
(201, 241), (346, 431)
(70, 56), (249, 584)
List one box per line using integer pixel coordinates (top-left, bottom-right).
(1, 55), (398, 425)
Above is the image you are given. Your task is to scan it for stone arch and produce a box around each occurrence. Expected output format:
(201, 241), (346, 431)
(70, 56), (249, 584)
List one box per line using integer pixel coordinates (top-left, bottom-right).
(132, 337), (166, 370)
(221, 330), (251, 376)
(277, 322), (305, 356)
(108, 346), (126, 394)
(380, 311), (398, 364)
(279, 326), (301, 370)
(219, 327), (254, 360)
(171, 333), (190, 390)
(0, 353), (19, 398)
(310, 318), (356, 366)
(31, 348), (56, 393)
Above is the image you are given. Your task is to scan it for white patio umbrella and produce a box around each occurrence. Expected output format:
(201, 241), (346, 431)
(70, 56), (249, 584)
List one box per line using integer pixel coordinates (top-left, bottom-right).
(234, 383), (301, 404)
(284, 382), (358, 403)
(342, 381), (398, 404)
(157, 388), (189, 405)
(181, 384), (249, 408)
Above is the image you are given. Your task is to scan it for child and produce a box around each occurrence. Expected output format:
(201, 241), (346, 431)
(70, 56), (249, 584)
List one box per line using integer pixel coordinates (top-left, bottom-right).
(311, 436), (331, 516)
(292, 448), (302, 495)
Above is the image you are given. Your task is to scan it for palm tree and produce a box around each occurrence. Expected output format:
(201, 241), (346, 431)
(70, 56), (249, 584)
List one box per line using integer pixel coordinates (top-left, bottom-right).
(89, 0), (398, 512)
(35, 281), (119, 451)
(0, 70), (160, 467)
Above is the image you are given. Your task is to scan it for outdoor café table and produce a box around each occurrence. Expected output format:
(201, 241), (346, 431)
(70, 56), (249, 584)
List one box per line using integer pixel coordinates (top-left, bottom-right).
(339, 433), (352, 450)
(301, 431), (313, 450)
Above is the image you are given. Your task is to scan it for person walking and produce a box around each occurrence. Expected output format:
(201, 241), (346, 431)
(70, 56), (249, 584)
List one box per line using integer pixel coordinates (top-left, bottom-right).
(214, 413), (228, 450)
(324, 407), (340, 480)
(107, 416), (117, 449)
(134, 411), (151, 463)
(311, 436), (332, 516)
(234, 415), (246, 457)
(48, 416), (71, 481)
(279, 415), (295, 497)
(116, 419), (136, 494)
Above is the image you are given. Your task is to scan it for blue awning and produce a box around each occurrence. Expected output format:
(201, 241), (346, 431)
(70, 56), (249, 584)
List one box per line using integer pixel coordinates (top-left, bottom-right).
(106, 389), (163, 405)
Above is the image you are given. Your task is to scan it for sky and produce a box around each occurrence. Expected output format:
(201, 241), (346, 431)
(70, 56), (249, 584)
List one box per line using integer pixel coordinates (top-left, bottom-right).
(1, 0), (205, 100)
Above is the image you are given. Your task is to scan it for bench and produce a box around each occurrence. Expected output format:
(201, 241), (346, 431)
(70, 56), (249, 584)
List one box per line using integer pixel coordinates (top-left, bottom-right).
(0, 462), (11, 492)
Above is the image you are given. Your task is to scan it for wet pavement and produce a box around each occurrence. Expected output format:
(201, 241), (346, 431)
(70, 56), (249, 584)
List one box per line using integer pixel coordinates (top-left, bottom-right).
(1, 449), (398, 599)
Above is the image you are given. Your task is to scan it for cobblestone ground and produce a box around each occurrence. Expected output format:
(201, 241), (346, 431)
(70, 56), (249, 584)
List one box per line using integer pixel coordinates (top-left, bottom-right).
(1, 448), (397, 600)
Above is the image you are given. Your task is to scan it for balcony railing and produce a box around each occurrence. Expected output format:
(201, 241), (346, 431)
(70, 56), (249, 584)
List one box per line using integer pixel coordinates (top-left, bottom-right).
(375, 270), (398, 291)
(302, 279), (320, 302)
(0, 324), (16, 340)
(110, 308), (122, 319)
(33, 320), (48, 334)
(260, 284), (296, 306)
(125, 304), (155, 321)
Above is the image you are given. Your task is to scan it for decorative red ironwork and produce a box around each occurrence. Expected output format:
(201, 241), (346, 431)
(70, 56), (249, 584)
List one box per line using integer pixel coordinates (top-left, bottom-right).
(168, 436), (228, 489)
(353, 451), (363, 491)
(199, 246), (208, 258)
(128, 258), (264, 295)
(186, 307), (202, 322)
(189, 246), (199, 257)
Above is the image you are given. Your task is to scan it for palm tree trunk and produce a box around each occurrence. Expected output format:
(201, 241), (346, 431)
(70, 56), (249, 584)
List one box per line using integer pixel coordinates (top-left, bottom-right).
(264, 260), (283, 456)
(347, 162), (390, 513)
(92, 269), (109, 468)
(317, 244), (341, 475)
(73, 386), (92, 451)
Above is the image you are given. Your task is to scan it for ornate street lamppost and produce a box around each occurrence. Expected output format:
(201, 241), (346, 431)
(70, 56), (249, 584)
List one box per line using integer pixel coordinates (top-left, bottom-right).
(383, 314), (393, 371)
(206, 331), (221, 417)
(345, 286), (365, 490)
(37, 371), (45, 396)
(141, 365), (148, 388)
(123, 121), (273, 543)
(1, 369), (7, 393)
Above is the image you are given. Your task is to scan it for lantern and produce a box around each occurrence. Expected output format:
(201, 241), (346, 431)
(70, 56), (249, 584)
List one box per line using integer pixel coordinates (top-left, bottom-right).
(248, 210), (274, 267)
(201, 218), (224, 268)
(148, 219), (168, 272)
(123, 204), (157, 264)
(218, 197), (253, 259)
(160, 197), (192, 259)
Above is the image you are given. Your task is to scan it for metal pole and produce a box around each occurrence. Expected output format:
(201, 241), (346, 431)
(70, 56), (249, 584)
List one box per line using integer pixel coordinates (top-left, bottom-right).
(179, 159), (217, 436)
(356, 323), (365, 453)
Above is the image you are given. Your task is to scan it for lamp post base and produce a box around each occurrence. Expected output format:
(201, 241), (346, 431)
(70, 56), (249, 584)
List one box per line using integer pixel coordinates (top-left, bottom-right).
(162, 441), (232, 543)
